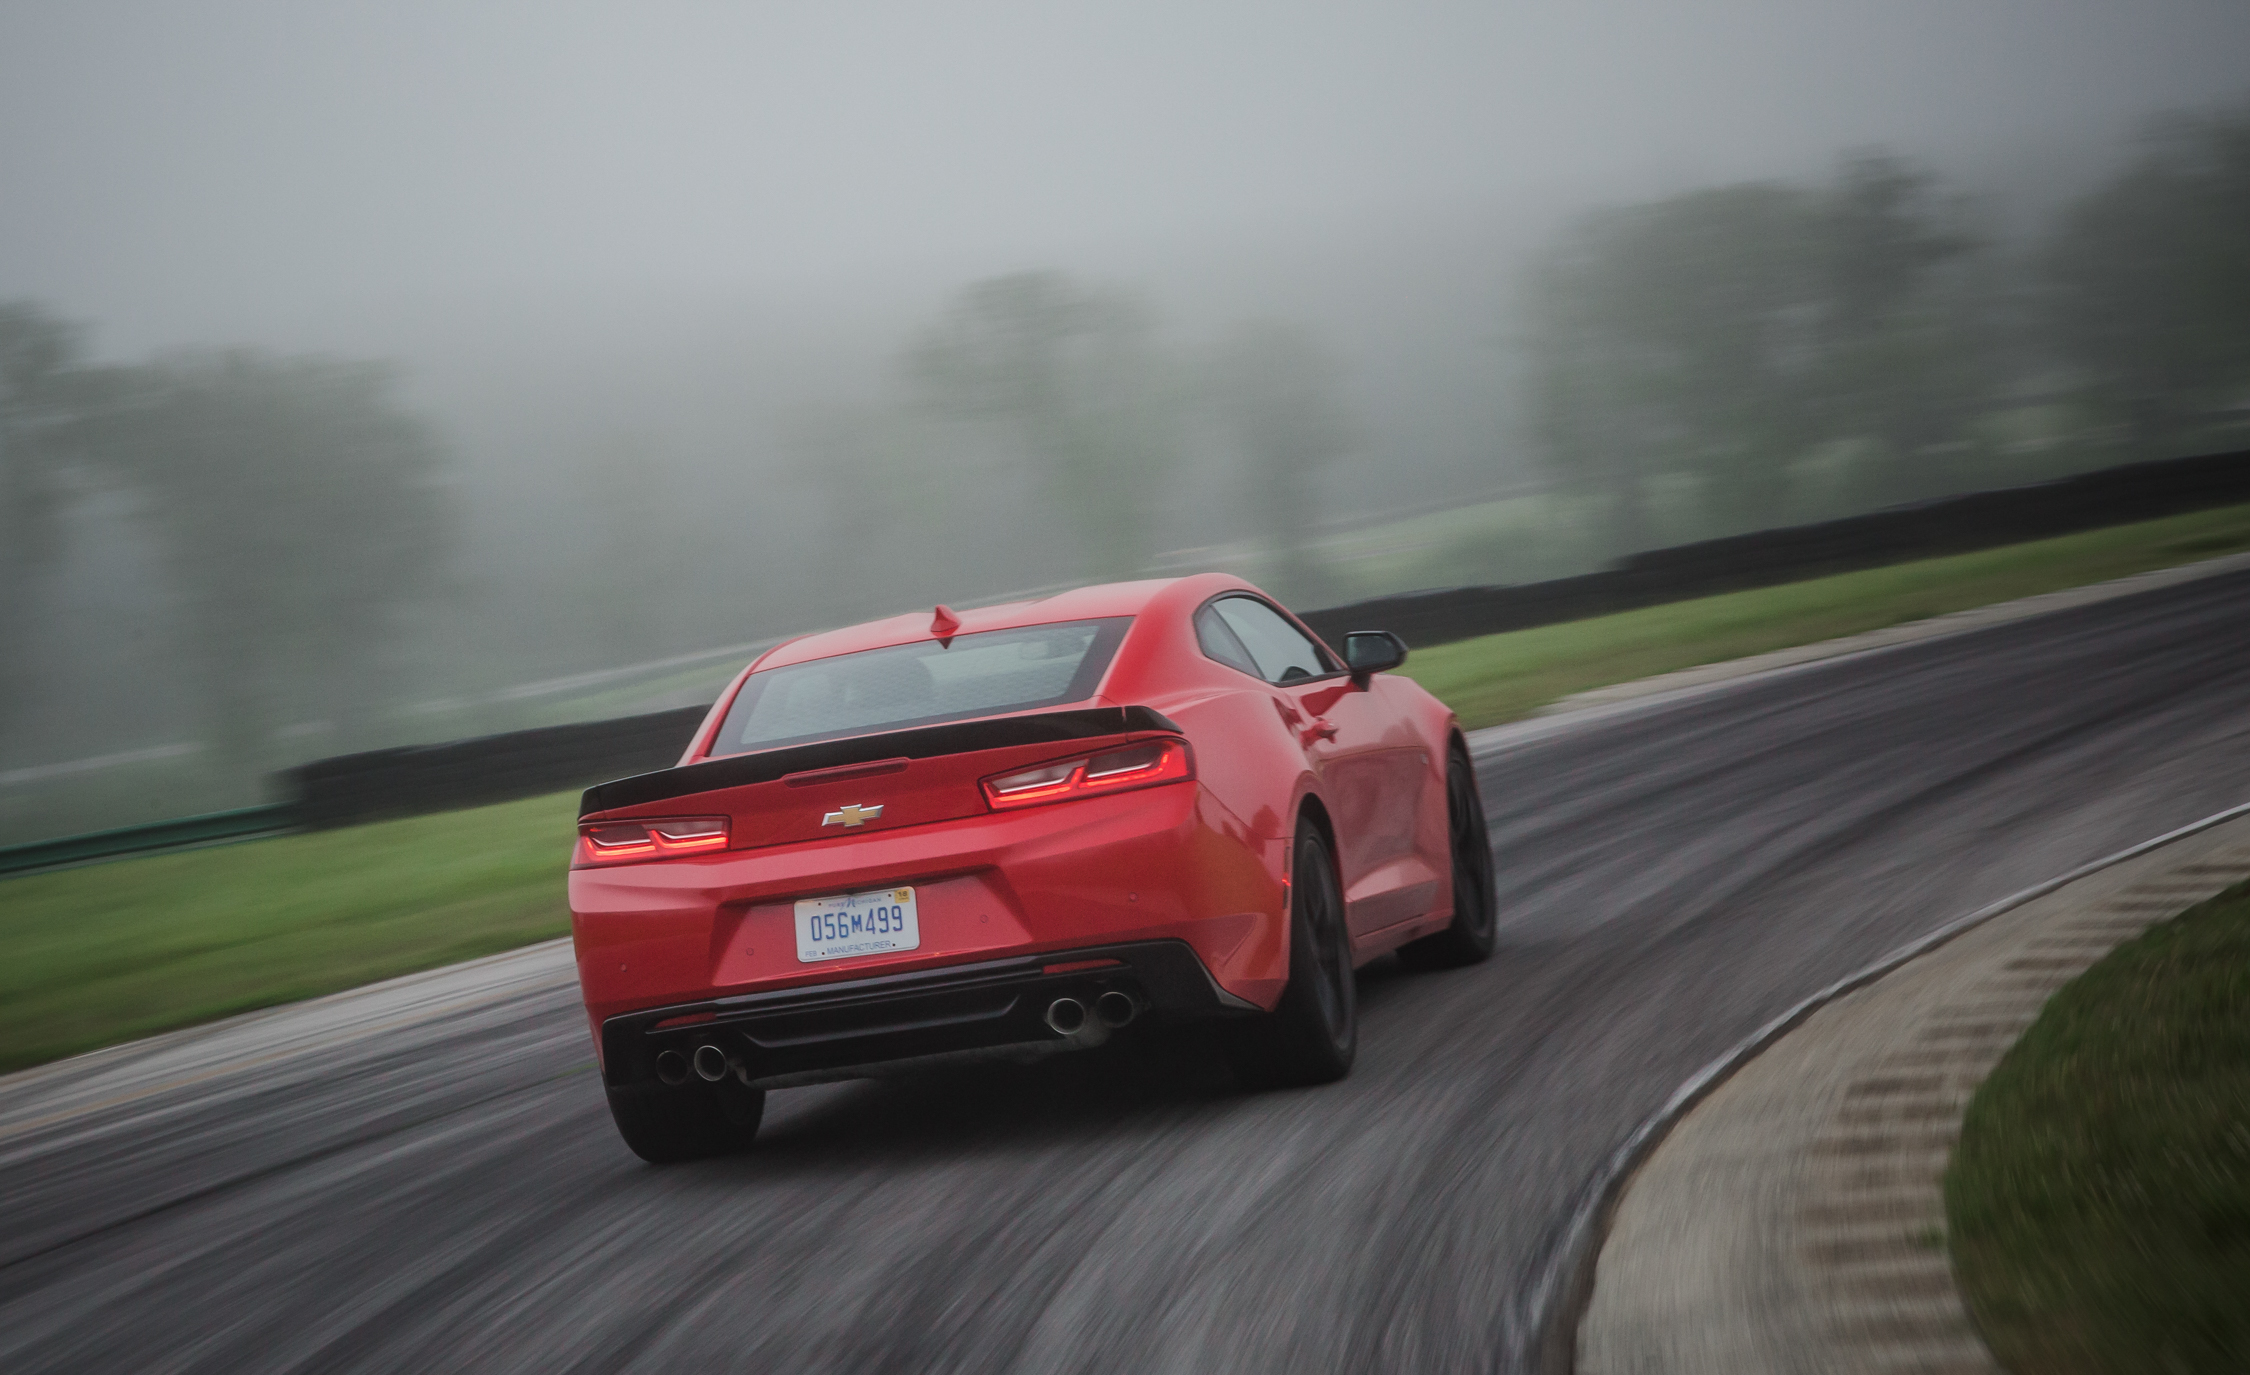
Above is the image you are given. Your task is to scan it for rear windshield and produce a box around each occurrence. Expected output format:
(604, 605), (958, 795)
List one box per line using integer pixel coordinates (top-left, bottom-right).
(709, 617), (1132, 756)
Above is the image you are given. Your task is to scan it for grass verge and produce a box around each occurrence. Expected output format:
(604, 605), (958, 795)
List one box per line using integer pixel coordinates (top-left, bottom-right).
(0, 791), (578, 1073)
(1398, 501), (2250, 729)
(6, 500), (2249, 1075)
(1946, 882), (2250, 1373)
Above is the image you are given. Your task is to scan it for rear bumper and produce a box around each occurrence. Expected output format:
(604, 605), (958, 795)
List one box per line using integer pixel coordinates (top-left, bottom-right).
(599, 938), (1250, 1090)
(571, 781), (1292, 1045)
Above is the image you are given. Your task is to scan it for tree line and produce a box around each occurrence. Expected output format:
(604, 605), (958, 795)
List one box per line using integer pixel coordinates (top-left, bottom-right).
(901, 272), (1355, 594)
(3, 104), (2245, 807)
(0, 285), (1356, 797)
(0, 307), (449, 777)
(1527, 110), (2250, 556)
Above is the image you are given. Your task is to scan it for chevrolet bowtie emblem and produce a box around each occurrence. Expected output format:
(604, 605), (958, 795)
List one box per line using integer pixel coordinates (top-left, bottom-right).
(821, 803), (883, 828)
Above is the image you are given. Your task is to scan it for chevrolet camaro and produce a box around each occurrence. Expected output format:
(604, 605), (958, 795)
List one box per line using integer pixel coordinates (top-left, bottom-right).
(570, 573), (1496, 1162)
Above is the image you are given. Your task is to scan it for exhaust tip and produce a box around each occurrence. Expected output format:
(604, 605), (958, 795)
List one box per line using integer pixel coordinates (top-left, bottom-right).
(1044, 997), (1088, 1036)
(692, 1043), (731, 1083)
(1094, 990), (1138, 1029)
(655, 1049), (691, 1087)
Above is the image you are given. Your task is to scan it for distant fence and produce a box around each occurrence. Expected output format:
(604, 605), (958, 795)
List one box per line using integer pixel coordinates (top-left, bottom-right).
(7, 445), (2246, 872)
(285, 704), (711, 831)
(1298, 446), (2250, 648)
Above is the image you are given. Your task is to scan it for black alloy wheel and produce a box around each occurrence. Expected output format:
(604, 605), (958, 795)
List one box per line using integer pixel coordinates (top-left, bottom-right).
(606, 1074), (766, 1164)
(1398, 745), (1498, 970)
(1231, 817), (1357, 1088)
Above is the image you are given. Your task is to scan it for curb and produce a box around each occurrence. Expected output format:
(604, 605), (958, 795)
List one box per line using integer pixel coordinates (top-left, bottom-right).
(1532, 797), (2250, 1372)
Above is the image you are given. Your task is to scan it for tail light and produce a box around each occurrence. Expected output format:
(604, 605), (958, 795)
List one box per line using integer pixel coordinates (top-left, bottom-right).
(575, 816), (730, 866)
(981, 738), (1193, 810)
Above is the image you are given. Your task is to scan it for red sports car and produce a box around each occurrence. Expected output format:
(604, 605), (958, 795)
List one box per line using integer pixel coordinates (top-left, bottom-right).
(570, 574), (1496, 1162)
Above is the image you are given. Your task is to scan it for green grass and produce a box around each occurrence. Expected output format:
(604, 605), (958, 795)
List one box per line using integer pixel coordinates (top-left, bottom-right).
(1398, 502), (2250, 729)
(0, 791), (579, 1073)
(1947, 882), (2250, 1373)
(6, 499), (2250, 1075)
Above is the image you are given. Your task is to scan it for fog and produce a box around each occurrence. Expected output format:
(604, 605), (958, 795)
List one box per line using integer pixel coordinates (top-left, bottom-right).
(7, 1), (2247, 343)
(4, 0), (2249, 841)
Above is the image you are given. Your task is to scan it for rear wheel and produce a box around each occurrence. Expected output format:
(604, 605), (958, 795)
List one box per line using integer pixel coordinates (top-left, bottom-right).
(605, 1077), (766, 1164)
(1398, 746), (1497, 970)
(1231, 818), (1357, 1088)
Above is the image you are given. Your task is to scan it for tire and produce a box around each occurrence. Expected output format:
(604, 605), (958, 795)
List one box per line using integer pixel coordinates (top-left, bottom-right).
(605, 1077), (766, 1164)
(1230, 818), (1357, 1088)
(1397, 746), (1498, 971)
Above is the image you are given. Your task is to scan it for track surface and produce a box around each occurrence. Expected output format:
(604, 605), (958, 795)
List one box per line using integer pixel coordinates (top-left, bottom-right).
(5, 570), (2249, 1374)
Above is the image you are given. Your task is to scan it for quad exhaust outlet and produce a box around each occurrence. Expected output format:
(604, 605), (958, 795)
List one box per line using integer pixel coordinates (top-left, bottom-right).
(1045, 991), (1140, 1046)
(692, 1043), (733, 1083)
(1044, 997), (1088, 1037)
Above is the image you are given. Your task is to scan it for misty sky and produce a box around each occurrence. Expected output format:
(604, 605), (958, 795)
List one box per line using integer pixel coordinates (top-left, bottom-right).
(5, 0), (2248, 357)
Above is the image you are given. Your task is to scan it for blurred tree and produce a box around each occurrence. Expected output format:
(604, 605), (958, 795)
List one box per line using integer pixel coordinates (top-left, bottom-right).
(1813, 154), (1987, 501)
(1528, 182), (1822, 543)
(0, 303), (92, 723)
(908, 272), (1181, 580)
(780, 403), (953, 623)
(2043, 110), (2250, 458)
(1525, 246), (1660, 555)
(572, 432), (689, 667)
(1527, 154), (1987, 547)
(1822, 154), (1975, 344)
(1208, 319), (1356, 602)
(87, 352), (453, 774)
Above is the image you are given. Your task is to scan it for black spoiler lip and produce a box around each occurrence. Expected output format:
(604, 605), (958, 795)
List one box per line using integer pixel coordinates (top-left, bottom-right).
(579, 704), (1184, 818)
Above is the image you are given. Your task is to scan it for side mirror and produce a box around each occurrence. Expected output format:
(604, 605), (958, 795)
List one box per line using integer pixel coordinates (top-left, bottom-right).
(1342, 630), (1408, 684)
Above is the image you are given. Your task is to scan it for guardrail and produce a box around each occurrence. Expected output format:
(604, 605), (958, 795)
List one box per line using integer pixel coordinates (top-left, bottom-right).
(0, 805), (298, 878)
(9, 445), (2246, 875)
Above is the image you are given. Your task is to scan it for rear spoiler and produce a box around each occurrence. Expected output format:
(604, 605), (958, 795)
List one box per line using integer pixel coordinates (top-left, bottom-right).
(579, 705), (1183, 817)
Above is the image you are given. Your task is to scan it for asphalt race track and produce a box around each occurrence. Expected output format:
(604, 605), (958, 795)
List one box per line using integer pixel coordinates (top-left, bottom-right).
(6, 569), (2250, 1374)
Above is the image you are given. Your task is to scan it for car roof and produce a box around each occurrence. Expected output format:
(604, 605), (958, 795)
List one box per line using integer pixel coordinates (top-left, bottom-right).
(751, 573), (1262, 671)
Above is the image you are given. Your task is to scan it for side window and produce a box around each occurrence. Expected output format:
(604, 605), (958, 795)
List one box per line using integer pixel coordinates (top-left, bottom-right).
(1210, 597), (1336, 685)
(1194, 603), (1262, 679)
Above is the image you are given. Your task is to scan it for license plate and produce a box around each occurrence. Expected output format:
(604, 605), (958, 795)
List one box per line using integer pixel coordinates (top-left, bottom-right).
(794, 886), (919, 963)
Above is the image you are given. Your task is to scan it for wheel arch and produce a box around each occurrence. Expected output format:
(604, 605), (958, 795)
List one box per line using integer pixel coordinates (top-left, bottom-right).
(1294, 789), (1339, 866)
(1446, 726), (1479, 783)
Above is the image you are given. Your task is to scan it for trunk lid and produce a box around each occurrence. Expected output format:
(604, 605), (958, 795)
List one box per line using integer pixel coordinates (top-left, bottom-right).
(578, 705), (1181, 851)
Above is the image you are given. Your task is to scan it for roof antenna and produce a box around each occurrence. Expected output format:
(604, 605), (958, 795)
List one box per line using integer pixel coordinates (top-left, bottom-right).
(931, 604), (961, 644)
